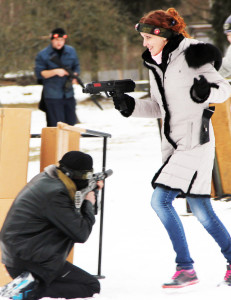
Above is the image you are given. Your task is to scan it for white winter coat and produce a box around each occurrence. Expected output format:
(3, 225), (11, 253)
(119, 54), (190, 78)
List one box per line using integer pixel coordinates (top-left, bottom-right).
(132, 37), (231, 197)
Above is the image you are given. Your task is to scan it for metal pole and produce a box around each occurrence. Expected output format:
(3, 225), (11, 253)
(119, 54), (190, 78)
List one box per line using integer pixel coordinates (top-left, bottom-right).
(96, 136), (107, 279)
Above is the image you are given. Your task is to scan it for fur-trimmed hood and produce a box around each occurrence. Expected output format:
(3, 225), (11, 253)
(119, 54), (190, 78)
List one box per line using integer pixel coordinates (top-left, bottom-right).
(184, 42), (222, 71)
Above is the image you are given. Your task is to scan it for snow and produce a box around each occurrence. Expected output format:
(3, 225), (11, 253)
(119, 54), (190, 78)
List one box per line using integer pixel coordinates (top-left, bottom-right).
(1, 84), (231, 299)
(0, 85), (87, 104)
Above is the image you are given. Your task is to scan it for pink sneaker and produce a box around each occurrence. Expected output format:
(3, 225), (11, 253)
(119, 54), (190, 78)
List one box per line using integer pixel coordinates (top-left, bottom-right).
(223, 264), (231, 286)
(162, 267), (199, 288)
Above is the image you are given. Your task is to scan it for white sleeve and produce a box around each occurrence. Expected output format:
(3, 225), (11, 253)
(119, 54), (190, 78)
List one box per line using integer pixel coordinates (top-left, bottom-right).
(131, 70), (162, 118)
(131, 97), (162, 118)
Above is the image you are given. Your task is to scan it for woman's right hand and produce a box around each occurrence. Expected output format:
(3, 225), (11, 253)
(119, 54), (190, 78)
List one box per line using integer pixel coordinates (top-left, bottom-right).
(112, 93), (135, 117)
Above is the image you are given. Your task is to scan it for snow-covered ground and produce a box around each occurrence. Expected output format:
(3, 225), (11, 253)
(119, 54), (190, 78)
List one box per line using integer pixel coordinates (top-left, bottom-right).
(1, 84), (231, 299)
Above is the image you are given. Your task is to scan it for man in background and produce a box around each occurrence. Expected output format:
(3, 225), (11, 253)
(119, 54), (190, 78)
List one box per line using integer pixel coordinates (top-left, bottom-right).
(35, 28), (80, 126)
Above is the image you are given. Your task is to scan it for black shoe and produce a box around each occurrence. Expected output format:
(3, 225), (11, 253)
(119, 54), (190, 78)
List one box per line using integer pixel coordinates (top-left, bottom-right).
(162, 266), (199, 288)
(0, 272), (38, 299)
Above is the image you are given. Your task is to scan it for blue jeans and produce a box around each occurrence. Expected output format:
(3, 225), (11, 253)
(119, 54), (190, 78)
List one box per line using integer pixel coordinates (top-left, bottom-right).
(151, 186), (231, 269)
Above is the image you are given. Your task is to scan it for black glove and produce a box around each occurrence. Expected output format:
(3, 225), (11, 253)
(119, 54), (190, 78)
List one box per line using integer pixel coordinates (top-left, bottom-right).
(112, 93), (135, 117)
(192, 75), (210, 100)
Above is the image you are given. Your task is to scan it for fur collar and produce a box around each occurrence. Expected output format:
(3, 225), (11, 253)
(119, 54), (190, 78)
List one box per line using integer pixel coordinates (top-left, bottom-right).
(184, 43), (222, 71)
(44, 165), (76, 200)
(57, 169), (76, 201)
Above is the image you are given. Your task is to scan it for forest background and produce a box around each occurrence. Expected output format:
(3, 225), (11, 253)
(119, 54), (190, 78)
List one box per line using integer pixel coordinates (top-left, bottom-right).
(0, 0), (230, 83)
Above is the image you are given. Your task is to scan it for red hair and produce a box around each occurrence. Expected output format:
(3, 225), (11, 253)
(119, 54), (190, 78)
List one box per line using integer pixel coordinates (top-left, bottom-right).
(139, 8), (191, 38)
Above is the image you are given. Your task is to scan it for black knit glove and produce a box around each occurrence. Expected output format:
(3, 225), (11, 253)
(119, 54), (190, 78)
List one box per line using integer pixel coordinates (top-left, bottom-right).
(190, 75), (219, 103)
(193, 75), (210, 99)
(112, 93), (135, 117)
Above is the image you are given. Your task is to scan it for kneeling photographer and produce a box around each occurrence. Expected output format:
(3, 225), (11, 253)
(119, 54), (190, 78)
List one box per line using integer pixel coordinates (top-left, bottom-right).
(0, 151), (103, 300)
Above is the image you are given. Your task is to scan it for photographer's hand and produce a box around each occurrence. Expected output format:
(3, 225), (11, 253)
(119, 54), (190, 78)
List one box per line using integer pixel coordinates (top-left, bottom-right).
(85, 191), (96, 205)
(97, 180), (104, 190)
(84, 180), (104, 205)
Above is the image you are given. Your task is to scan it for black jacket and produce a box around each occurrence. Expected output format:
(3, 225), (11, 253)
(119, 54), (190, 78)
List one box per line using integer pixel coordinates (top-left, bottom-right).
(0, 165), (95, 284)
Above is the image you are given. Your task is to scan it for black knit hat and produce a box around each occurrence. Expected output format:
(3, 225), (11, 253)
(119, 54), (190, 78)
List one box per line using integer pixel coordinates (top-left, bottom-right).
(59, 151), (93, 189)
(51, 28), (67, 39)
(59, 151), (93, 171)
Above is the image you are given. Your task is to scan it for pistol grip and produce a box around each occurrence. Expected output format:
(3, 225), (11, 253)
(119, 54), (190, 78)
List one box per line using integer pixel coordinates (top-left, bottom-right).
(117, 92), (128, 111)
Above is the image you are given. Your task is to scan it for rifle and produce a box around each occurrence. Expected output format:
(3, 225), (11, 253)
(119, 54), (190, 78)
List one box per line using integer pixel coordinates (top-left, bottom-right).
(50, 54), (103, 110)
(75, 169), (113, 214)
(82, 79), (136, 111)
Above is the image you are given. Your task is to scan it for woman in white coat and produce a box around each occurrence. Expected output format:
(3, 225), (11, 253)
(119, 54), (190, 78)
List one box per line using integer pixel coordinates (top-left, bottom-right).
(112, 8), (231, 288)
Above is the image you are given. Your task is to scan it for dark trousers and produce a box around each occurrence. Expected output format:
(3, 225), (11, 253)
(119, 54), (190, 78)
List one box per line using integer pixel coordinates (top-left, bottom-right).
(6, 261), (100, 299)
(45, 97), (77, 127)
